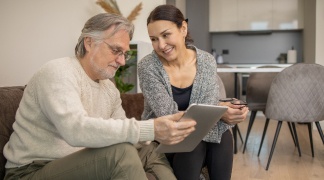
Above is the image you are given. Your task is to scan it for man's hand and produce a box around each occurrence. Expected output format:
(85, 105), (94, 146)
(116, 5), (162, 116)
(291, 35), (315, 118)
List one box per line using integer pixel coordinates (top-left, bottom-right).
(154, 112), (196, 145)
(219, 102), (249, 125)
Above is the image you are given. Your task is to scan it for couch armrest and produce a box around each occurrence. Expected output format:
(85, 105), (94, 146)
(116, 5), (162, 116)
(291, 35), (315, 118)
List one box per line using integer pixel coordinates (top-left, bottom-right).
(0, 86), (25, 179)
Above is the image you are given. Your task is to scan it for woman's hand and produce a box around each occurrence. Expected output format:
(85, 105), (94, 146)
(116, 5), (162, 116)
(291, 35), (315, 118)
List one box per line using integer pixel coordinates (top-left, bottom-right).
(219, 101), (249, 125)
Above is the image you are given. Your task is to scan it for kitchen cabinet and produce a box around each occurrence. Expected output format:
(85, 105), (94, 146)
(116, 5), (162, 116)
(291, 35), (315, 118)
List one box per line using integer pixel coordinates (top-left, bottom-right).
(237, 0), (272, 31)
(209, 0), (304, 32)
(272, 0), (304, 30)
(209, 0), (237, 32)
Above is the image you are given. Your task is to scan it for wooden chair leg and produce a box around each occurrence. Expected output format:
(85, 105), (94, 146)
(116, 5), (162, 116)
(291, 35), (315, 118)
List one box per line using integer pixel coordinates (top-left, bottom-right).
(243, 111), (257, 153)
(287, 122), (296, 146)
(315, 122), (324, 144)
(307, 123), (314, 157)
(258, 118), (270, 156)
(266, 121), (282, 170)
(292, 123), (302, 157)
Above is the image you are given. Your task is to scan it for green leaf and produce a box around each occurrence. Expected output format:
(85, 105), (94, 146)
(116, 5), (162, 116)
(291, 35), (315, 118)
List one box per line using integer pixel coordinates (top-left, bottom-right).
(114, 58), (136, 93)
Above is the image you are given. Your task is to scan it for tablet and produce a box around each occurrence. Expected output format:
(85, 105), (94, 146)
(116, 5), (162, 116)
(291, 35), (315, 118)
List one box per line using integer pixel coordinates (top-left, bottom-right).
(155, 104), (227, 153)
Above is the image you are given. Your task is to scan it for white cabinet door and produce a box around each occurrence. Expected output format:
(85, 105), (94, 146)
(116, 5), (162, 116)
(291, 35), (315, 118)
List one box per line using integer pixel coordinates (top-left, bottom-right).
(209, 0), (237, 32)
(209, 0), (304, 32)
(272, 0), (304, 30)
(237, 0), (272, 31)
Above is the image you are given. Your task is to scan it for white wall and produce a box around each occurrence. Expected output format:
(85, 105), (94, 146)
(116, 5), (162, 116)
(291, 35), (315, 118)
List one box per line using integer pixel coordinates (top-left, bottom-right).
(316, 0), (324, 65)
(315, 0), (324, 128)
(0, 0), (164, 87)
(175, 0), (186, 17)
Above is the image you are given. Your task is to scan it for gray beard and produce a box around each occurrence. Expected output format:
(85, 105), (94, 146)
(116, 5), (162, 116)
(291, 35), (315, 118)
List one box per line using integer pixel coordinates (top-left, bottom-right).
(90, 56), (116, 80)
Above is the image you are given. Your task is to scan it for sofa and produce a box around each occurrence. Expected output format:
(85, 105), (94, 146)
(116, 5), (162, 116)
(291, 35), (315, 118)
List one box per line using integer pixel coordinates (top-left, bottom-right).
(0, 86), (24, 179)
(0, 86), (147, 179)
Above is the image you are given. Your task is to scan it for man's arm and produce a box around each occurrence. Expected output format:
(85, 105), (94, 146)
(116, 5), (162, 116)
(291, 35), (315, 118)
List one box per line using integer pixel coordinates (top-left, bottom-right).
(35, 60), (150, 147)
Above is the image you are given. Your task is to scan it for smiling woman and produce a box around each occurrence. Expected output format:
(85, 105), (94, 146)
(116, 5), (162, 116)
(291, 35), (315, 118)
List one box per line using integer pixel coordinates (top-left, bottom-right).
(138, 5), (249, 180)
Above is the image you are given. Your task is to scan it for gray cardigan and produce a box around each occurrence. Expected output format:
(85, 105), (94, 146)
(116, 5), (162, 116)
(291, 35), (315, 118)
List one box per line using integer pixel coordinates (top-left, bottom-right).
(138, 47), (232, 143)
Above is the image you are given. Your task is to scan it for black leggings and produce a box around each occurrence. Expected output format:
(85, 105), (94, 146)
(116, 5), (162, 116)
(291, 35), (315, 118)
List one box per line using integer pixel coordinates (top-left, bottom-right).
(165, 130), (233, 180)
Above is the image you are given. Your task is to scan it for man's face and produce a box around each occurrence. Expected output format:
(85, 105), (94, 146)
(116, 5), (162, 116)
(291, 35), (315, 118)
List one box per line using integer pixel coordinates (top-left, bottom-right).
(83, 29), (130, 82)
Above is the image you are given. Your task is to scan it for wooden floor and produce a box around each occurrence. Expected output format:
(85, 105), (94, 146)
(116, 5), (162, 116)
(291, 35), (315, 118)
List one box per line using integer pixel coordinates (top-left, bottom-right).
(231, 114), (324, 180)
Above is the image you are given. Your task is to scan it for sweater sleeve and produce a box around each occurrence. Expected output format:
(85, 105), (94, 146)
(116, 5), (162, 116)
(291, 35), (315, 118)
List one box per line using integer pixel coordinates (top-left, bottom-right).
(138, 55), (179, 118)
(34, 60), (154, 147)
(196, 52), (220, 105)
(110, 91), (154, 142)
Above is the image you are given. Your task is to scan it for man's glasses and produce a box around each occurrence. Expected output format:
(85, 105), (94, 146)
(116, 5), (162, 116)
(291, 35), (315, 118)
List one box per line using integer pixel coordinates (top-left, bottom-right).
(102, 42), (132, 61)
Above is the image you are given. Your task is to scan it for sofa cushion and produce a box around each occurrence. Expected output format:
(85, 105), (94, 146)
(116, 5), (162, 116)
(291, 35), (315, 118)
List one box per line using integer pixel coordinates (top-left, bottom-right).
(0, 86), (25, 179)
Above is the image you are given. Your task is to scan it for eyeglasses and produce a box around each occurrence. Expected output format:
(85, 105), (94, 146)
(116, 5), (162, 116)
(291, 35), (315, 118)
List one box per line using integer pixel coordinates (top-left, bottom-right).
(102, 42), (132, 61)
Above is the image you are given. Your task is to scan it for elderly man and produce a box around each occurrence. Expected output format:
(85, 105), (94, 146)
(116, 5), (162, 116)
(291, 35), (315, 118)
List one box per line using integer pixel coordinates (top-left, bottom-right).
(3, 13), (196, 180)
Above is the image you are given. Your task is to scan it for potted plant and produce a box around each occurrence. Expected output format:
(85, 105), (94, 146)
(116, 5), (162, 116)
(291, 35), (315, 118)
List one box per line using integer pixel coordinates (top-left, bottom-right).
(113, 50), (137, 93)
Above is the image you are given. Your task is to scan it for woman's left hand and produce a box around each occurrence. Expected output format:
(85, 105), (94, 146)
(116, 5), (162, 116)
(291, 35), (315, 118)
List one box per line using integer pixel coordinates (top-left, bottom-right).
(219, 102), (249, 125)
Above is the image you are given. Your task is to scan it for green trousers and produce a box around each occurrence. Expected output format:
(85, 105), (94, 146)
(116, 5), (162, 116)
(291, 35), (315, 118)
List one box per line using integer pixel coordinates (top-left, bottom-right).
(5, 142), (176, 180)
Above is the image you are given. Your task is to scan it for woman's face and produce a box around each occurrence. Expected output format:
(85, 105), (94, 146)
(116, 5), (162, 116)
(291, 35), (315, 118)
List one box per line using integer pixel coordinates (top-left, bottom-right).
(147, 20), (187, 62)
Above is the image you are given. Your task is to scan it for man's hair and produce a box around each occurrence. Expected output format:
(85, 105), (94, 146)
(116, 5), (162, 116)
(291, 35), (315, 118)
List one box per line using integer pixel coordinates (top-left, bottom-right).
(75, 13), (134, 59)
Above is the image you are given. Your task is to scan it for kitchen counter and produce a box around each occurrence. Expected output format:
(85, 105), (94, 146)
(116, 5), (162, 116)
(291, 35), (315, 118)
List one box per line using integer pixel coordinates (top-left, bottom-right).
(217, 63), (292, 69)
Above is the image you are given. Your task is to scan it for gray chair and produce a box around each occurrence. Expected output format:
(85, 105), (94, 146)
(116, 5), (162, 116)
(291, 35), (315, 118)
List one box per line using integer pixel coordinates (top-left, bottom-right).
(262, 63), (324, 170)
(241, 66), (296, 154)
(217, 64), (239, 98)
(218, 72), (237, 98)
(217, 66), (244, 154)
(217, 74), (227, 99)
(200, 74), (227, 180)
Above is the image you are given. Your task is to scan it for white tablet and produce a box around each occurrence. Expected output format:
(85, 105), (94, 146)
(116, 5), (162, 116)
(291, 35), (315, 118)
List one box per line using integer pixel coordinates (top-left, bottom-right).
(155, 104), (228, 153)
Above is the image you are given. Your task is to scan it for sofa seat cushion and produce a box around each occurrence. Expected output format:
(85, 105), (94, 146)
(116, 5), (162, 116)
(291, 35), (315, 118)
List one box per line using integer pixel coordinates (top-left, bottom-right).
(121, 93), (144, 120)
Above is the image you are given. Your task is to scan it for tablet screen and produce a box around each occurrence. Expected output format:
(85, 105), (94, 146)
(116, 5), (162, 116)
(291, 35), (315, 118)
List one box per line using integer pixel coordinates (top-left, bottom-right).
(155, 104), (227, 153)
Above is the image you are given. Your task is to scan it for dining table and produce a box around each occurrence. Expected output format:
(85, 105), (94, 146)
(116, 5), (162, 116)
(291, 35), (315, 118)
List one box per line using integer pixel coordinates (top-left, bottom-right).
(217, 66), (291, 154)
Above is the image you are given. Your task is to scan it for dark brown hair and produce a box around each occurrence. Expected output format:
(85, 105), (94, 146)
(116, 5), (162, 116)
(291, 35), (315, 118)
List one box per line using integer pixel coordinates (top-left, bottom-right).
(147, 5), (194, 47)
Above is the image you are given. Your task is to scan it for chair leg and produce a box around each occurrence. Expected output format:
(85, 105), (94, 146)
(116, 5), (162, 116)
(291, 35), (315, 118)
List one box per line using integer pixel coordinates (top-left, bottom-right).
(243, 111), (257, 153)
(266, 121), (282, 170)
(307, 123), (314, 157)
(258, 118), (270, 156)
(237, 125), (244, 144)
(292, 123), (302, 157)
(287, 122), (296, 146)
(233, 125), (238, 154)
(315, 122), (324, 144)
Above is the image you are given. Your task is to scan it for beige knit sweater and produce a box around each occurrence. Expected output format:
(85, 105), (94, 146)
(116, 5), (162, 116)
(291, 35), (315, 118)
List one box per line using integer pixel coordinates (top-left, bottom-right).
(4, 57), (154, 168)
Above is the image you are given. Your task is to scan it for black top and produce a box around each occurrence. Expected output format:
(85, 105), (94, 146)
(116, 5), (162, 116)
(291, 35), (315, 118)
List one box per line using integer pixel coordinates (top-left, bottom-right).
(171, 84), (193, 111)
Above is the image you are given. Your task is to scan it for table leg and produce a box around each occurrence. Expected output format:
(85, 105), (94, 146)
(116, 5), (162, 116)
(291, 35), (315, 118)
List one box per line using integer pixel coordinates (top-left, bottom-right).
(234, 72), (239, 98)
(233, 72), (243, 154)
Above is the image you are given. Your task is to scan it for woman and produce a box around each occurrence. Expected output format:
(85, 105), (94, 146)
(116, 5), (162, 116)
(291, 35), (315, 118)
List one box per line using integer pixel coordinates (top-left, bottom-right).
(138, 5), (249, 180)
